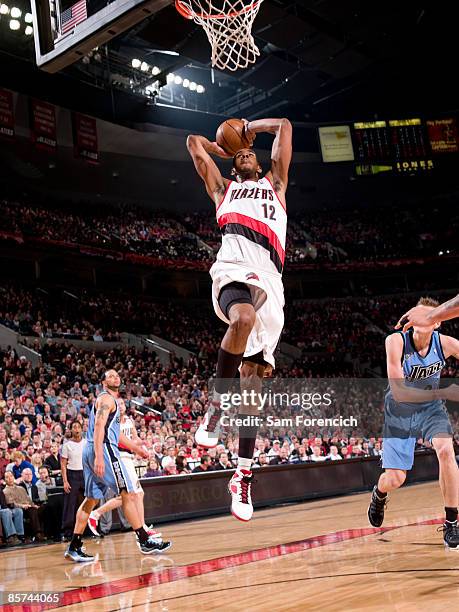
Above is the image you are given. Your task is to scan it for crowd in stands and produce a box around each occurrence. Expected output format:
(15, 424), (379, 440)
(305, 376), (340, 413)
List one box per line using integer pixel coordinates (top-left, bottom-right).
(2, 194), (457, 269)
(2, 280), (459, 379)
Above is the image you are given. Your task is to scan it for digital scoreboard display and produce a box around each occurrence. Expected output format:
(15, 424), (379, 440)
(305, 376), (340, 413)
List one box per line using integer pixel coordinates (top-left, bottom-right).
(388, 118), (428, 160)
(352, 118), (427, 162)
(353, 121), (390, 162)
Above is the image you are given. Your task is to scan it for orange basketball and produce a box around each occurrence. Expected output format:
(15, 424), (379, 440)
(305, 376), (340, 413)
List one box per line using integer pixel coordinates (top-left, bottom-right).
(216, 118), (251, 155)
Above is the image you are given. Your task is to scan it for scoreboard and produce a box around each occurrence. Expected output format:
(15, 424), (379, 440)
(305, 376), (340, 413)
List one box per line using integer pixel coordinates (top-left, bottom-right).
(353, 118), (429, 162)
(319, 116), (459, 169)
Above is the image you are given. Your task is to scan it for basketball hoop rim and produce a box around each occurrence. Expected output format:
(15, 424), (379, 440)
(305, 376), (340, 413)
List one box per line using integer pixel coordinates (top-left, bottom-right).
(175, 0), (261, 20)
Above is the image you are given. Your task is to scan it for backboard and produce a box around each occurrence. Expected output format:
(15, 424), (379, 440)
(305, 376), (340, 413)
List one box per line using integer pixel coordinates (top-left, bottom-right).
(30, 0), (172, 73)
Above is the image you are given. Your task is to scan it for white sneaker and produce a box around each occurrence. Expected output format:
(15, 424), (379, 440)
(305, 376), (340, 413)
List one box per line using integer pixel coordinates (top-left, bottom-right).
(228, 469), (253, 522)
(195, 404), (221, 448)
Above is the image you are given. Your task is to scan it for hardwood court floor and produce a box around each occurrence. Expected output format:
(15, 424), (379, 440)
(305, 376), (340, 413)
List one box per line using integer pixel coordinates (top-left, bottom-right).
(1, 482), (459, 612)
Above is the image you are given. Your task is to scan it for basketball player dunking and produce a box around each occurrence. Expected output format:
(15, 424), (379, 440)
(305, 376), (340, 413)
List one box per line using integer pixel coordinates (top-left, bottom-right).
(187, 117), (292, 521)
(368, 298), (459, 549)
(65, 370), (171, 562)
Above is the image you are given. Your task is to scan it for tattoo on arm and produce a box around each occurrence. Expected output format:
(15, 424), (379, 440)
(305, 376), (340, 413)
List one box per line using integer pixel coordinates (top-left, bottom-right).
(95, 398), (114, 422)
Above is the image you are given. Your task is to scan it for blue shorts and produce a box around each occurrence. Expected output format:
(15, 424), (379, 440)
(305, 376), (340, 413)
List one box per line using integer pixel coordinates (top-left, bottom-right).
(83, 442), (136, 499)
(382, 398), (453, 470)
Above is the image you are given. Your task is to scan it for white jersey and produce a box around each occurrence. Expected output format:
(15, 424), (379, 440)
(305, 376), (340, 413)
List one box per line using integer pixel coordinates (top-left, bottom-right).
(216, 176), (287, 275)
(119, 416), (135, 456)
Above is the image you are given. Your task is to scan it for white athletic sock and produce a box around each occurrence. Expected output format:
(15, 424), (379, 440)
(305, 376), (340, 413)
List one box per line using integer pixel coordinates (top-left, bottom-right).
(237, 457), (252, 471)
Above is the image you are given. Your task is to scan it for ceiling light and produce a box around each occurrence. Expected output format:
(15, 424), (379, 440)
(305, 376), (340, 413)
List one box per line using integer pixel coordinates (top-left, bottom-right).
(131, 58), (141, 69)
(140, 61), (149, 72)
(196, 84), (205, 93)
(9, 18), (20, 29)
(183, 78), (190, 88)
(0, 4), (9, 15)
(25, 25), (33, 35)
(152, 66), (160, 75)
(166, 73), (175, 83)
(25, 11), (32, 22)
(10, 6), (20, 17)
(174, 75), (182, 85)
(189, 81), (197, 91)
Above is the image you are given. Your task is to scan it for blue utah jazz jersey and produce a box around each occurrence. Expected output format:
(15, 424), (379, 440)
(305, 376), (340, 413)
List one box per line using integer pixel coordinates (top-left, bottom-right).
(86, 390), (121, 446)
(400, 329), (445, 385)
(386, 329), (446, 408)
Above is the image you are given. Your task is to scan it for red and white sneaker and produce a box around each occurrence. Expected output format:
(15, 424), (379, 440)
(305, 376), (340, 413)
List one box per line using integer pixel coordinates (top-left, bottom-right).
(228, 469), (254, 522)
(195, 403), (222, 448)
(88, 511), (102, 537)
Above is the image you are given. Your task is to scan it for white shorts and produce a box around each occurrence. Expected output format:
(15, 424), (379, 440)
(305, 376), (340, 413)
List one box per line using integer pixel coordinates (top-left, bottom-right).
(210, 259), (284, 369)
(119, 452), (143, 494)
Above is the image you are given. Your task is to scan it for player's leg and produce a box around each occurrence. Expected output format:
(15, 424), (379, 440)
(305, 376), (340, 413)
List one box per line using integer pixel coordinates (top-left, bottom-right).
(368, 469), (406, 528)
(114, 455), (171, 555)
(196, 282), (256, 447)
(123, 455), (163, 538)
(65, 497), (99, 562)
(228, 358), (265, 521)
(65, 443), (102, 562)
(228, 276), (283, 520)
(119, 490), (170, 554)
(368, 436), (414, 527)
(432, 435), (459, 549)
(88, 494), (122, 537)
(424, 405), (459, 548)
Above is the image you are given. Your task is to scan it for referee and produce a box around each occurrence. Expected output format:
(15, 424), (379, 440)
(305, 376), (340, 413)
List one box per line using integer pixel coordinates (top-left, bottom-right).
(61, 420), (86, 541)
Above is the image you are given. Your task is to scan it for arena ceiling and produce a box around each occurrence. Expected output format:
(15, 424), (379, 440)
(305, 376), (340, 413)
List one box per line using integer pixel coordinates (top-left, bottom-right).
(0, 1), (456, 125)
(73, 0), (458, 121)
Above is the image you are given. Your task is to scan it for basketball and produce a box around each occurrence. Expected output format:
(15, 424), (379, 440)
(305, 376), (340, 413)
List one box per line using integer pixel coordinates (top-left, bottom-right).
(216, 118), (251, 155)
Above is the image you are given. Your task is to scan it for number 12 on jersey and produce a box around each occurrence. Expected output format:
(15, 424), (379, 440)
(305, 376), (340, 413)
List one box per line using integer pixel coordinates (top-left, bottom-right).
(262, 203), (276, 220)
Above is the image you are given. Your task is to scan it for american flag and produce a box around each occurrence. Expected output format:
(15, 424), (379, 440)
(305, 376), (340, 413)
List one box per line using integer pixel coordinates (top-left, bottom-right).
(60, 0), (87, 35)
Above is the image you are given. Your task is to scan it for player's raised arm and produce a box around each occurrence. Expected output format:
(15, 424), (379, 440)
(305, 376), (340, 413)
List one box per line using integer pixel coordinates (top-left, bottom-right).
(396, 294), (459, 331)
(243, 118), (292, 194)
(93, 394), (116, 477)
(186, 134), (231, 204)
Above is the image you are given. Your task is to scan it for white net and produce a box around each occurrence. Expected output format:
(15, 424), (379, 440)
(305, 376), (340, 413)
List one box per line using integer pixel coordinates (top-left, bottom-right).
(176, 0), (263, 72)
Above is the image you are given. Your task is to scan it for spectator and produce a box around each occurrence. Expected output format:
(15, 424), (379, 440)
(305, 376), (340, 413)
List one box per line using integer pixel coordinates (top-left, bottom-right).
(19, 468), (41, 506)
(267, 440), (281, 459)
(214, 452), (233, 471)
(269, 448), (290, 465)
(0, 485), (24, 545)
(0, 449), (10, 482)
(341, 447), (352, 460)
(175, 455), (190, 474)
(3, 471), (45, 541)
(36, 466), (56, 501)
(30, 453), (43, 479)
(44, 441), (61, 477)
(310, 445), (326, 463)
(187, 448), (201, 471)
(192, 455), (213, 473)
(327, 445), (343, 461)
(254, 452), (270, 467)
(144, 458), (162, 478)
(289, 445), (309, 464)
(11, 450), (37, 484)
(162, 456), (177, 476)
